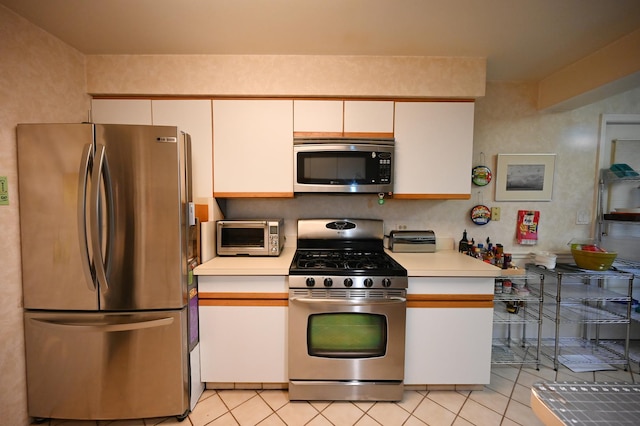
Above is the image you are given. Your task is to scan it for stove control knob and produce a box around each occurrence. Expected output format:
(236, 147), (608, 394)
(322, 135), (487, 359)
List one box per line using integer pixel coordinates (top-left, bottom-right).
(306, 277), (315, 287)
(324, 278), (333, 287)
(343, 278), (353, 287)
(364, 278), (374, 288)
(382, 278), (392, 287)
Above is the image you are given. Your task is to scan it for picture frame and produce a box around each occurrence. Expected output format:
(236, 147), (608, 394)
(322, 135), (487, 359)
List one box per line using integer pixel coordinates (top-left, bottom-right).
(495, 154), (556, 201)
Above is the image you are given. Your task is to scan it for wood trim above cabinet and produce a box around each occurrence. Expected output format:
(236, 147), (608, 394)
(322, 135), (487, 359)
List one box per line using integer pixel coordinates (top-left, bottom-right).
(407, 294), (494, 308)
(199, 292), (289, 307)
(392, 193), (471, 200)
(293, 132), (394, 139)
(212, 192), (295, 198)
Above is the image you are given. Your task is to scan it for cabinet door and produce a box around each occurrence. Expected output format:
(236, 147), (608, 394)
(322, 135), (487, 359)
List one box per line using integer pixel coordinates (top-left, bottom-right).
(405, 307), (492, 385)
(394, 102), (474, 199)
(91, 99), (152, 125)
(293, 100), (343, 136)
(152, 100), (213, 200)
(213, 100), (294, 197)
(199, 305), (287, 383)
(293, 100), (394, 137)
(344, 100), (394, 136)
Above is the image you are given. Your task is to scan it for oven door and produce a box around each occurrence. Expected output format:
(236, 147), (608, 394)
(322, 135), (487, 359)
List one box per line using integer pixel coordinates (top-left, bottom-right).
(288, 289), (406, 382)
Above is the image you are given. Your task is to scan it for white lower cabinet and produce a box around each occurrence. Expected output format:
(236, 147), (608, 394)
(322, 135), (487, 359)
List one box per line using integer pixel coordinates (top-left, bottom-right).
(405, 276), (495, 385)
(405, 306), (493, 385)
(199, 304), (287, 383)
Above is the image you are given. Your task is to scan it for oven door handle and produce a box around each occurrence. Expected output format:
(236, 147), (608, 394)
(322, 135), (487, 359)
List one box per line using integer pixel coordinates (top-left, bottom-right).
(290, 296), (406, 306)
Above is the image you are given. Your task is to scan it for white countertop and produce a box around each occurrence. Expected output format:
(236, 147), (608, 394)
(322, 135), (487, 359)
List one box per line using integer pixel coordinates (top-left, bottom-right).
(387, 250), (502, 277)
(195, 245), (296, 276)
(195, 247), (502, 278)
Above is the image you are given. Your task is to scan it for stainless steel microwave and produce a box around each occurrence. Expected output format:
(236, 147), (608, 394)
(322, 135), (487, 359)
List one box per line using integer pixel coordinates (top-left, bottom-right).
(216, 219), (285, 256)
(293, 138), (394, 193)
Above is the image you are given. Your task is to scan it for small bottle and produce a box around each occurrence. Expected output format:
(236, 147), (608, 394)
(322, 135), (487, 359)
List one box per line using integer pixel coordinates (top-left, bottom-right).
(485, 247), (495, 264)
(459, 230), (469, 253)
(495, 244), (504, 268)
(503, 253), (512, 269)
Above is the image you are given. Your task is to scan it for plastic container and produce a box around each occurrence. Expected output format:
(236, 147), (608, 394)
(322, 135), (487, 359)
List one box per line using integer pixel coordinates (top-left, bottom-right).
(534, 251), (557, 269)
(571, 249), (617, 271)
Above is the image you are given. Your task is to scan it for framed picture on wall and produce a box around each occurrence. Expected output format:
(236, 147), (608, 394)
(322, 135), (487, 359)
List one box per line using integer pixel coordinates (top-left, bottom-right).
(495, 154), (556, 201)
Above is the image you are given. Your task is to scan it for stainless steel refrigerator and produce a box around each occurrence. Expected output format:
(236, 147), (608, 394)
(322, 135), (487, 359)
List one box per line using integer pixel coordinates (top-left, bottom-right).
(17, 123), (204, 421)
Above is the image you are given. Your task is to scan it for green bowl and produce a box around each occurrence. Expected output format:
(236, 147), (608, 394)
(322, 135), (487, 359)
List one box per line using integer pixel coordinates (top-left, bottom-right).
(571, 249), (617, 271)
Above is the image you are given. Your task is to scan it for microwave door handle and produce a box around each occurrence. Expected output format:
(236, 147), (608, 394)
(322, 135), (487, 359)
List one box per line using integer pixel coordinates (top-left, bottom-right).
(78, 144), (95, 291)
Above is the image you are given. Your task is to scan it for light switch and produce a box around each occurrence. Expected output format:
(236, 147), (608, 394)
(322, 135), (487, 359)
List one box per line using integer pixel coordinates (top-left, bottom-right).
(576, 209), (590, 225)
(0, 176), (8, 205)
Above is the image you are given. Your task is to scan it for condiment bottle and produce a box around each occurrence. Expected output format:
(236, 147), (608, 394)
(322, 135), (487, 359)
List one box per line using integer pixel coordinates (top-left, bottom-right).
(459, 229), (469, 253)
(503, 253), (512, 269)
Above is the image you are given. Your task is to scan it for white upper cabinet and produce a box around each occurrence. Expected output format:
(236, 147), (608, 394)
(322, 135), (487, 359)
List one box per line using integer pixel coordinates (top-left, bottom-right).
(293, 100), (343, 135)
(213, 99), (294, 197)
(393, 102), (475, 199)
(152, 100), (213, 200)
(91, 99), (213, 200)
(91, 99), (152, 125)
(344, 100), (394, 135)
(293, 100), (394, 137)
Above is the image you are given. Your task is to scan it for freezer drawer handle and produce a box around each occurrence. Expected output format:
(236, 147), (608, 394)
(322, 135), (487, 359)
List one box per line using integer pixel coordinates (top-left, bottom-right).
(29, 317), (174, 332)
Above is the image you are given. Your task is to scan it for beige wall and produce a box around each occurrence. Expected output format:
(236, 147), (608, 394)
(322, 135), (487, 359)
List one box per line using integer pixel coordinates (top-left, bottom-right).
(0, 5), (89, 424)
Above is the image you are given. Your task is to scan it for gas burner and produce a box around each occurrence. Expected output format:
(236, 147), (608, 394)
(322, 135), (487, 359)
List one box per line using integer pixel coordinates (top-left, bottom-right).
(299, 259), (341, 269)
(348, 261), (379, 270)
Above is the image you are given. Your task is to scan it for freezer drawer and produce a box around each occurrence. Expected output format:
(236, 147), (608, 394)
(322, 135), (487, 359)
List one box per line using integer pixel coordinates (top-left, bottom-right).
(24, 309), (189, 421)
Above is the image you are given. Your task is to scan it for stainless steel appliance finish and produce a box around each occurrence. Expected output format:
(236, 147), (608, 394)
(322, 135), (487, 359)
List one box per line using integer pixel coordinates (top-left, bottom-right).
(388, 230), (436, 253)
(17, 123), (203, 421)
(24, 310), (188, 420)
(216, 219), (285, 256)
(288, 219), (408, 401)
(293, 138), (394, 194)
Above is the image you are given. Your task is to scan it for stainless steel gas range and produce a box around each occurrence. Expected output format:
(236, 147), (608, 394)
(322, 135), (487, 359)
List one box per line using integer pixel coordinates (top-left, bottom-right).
(288, 219), (408, 401)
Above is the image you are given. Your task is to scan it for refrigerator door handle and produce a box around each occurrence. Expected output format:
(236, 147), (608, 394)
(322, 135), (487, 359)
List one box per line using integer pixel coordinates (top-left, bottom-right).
(90, 144), (114, 292)
(78, 143), (96, 291)
(29, 316), (174, 332)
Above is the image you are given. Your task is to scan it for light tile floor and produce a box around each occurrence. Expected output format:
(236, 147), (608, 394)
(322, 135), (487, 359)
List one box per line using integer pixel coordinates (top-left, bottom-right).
(36, 357), (640, 426)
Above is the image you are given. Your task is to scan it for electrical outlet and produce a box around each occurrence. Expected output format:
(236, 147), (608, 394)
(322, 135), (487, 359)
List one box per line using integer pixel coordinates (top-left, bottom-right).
(491, 207), (500, 221)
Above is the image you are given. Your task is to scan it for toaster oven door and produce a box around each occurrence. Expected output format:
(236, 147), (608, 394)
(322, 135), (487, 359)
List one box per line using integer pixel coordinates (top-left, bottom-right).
(217, 221), (268, 256)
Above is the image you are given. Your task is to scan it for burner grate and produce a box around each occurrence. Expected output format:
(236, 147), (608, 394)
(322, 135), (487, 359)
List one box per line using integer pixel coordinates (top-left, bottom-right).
(292, 250), (405, 274)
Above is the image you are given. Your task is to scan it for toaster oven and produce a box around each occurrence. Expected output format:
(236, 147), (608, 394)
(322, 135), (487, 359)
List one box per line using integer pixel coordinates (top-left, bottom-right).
(216, 219), (285, 256)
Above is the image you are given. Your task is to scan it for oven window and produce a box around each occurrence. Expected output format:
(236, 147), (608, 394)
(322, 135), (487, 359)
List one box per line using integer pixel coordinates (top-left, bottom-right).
(307, 313), (387, 358)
